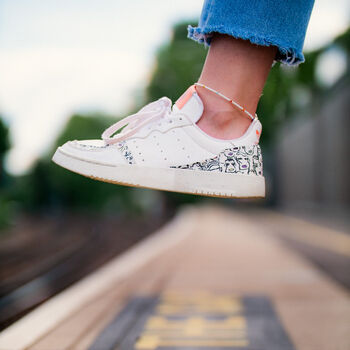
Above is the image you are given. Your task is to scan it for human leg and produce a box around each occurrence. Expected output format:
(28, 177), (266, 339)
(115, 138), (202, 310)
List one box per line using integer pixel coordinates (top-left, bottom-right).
(196, 35), (277, 139)
(190, 0), (315, 139)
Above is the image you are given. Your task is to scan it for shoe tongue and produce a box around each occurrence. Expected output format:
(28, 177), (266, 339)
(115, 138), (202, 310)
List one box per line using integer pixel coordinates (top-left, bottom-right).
(173, 85), (204, 123)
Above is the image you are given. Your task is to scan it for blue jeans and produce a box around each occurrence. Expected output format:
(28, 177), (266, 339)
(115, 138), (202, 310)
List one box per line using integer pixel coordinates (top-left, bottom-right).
(188, 0), (315, 65)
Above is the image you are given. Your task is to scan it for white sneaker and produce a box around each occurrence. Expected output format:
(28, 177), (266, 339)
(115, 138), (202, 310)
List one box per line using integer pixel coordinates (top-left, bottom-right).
(52, 85), (265, 198)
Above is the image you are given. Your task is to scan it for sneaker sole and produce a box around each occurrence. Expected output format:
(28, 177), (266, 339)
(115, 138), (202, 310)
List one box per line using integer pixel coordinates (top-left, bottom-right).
(52, 148), (266, 199)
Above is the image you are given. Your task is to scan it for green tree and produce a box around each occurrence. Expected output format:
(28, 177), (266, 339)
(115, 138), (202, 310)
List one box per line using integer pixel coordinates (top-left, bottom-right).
(0, 117), (10, 186)
(146, 22), (207, 104)
(0, 116), (13, 229)
(259, 27), (350, 144)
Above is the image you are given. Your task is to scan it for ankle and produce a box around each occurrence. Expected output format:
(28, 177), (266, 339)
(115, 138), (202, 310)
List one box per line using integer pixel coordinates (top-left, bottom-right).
(197, 109), (251, 140)
(195, 86), (254, 140)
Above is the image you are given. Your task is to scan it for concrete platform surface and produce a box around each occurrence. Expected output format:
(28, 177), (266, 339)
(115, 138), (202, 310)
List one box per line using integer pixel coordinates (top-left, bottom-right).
(0, 206), (349, 350)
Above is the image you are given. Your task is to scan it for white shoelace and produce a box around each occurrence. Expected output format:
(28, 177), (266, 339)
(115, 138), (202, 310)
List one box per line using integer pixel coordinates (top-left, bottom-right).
(102, 97), (172, 145)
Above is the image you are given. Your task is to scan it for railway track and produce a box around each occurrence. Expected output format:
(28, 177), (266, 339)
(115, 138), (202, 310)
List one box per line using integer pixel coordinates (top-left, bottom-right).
(0, 212), (171, 330)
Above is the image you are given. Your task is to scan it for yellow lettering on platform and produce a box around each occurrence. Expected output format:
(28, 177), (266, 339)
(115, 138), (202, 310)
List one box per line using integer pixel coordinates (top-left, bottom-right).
(135, 292), (249, 349)
(135, 335), (160, 350)
(157, 292), (242, 315)
(146, 316), (246, 332)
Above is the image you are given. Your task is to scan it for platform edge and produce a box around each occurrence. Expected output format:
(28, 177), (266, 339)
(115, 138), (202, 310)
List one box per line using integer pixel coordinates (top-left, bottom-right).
(0, 207), (197, 350)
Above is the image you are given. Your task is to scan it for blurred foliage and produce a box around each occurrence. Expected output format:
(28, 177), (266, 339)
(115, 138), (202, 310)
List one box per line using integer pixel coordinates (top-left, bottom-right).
(0, 23), (349, 219)
(0, 117), (10, 158)
(146, 22), (207, 104)
(259, 27), (349, 143)
(0, 117), (13, 229)
(0, 117), (10, 184)
(334, 27), (350, 53)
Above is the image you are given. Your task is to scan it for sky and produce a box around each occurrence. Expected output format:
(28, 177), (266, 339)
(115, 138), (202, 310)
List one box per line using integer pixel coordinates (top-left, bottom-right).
(0, 0), (349, 174)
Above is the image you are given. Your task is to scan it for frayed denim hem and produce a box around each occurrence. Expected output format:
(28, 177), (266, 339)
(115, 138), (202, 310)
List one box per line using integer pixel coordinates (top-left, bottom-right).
(187, 25), (305, 66)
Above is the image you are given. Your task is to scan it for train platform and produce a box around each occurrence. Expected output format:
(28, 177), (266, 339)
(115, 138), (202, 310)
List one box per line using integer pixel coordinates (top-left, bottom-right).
(0, 206), (349, 350)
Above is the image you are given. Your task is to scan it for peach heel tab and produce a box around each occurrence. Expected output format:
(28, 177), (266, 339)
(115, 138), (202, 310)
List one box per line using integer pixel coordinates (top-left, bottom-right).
(175, 85), (197, 110)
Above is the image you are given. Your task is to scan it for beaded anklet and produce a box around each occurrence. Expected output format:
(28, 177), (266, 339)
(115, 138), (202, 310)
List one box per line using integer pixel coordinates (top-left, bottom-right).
(194, 82), (258, 121)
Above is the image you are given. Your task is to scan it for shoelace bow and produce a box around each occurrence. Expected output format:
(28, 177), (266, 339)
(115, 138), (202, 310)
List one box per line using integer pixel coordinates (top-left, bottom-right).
(102, 97), (172, 144)
(102, 84), (257, 145)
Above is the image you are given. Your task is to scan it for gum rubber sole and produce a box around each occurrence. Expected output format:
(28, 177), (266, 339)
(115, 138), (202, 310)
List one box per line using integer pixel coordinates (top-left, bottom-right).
(52, 148), (266, 199)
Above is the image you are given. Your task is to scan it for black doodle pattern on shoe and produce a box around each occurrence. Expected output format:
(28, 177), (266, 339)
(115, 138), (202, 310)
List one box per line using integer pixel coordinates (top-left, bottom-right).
(116, 141), (135, 165)
(172, 145), (263, 176)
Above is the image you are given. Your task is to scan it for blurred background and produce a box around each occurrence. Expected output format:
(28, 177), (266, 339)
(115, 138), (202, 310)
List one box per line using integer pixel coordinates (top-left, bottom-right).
(0, 0), (349, 330)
